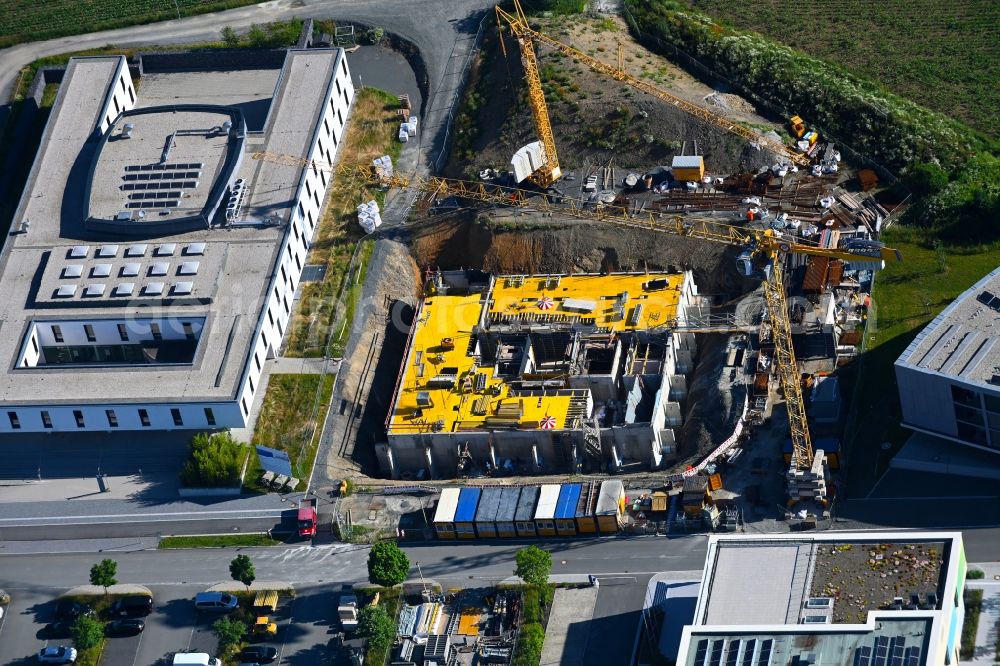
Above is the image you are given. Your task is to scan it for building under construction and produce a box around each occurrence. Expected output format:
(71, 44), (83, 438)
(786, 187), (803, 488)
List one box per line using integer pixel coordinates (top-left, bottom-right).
(378, 269), (699, 479)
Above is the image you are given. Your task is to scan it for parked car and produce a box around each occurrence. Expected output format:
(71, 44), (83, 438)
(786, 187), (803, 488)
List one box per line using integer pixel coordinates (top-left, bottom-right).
(42, 620), (74, 638)
(237, 646), (278, 664)
(54, 600), (94, 621)
(194, 592), (238, 613)
(110, 595), (153, 617)
(106, 619), (145, 636)
(37, 646), (77, 664)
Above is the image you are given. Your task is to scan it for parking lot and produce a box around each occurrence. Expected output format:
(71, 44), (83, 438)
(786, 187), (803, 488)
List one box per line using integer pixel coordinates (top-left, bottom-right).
(0, 584), (343, 666)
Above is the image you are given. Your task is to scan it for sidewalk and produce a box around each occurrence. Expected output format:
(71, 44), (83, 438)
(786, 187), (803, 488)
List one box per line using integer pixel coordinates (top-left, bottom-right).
(965, 581), (1000, 666)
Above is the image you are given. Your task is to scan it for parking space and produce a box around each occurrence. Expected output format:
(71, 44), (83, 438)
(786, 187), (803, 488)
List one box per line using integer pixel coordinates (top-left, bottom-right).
(0, 584), (350, 666)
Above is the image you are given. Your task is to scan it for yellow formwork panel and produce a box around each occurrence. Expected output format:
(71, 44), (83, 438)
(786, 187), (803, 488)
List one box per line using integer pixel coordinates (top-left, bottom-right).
(387, 273), (683, 435)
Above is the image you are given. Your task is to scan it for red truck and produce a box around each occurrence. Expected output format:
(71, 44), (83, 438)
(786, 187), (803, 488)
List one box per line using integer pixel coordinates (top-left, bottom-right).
(297, 498), (318, 537)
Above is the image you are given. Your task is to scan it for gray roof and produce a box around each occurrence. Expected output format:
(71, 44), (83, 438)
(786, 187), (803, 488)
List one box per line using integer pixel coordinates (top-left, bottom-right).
(703, 543), (805, 625)
(0, 49), (347, 405)
(515, 486), (539, 521)
(897, 264), (1000, 387)
(496, 486), (521, 521)
(474, 486), (503, 522)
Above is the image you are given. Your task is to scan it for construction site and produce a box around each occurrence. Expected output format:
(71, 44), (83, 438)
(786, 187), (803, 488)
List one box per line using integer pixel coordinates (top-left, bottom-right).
(273, 1), (911, 522)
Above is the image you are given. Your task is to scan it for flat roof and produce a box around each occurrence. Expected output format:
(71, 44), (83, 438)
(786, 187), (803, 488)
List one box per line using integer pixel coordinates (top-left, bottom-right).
(433, 488), (460, 524)
(596, 480), (624, 515)
(388, 272), (684, 436)
(475, 486), (504, 522)
(0, 49), (348, 405)
(555, 483), (581, 519)
(701, 536), (951, 626)
(515, 486), (539, 521)
(496, 486), (521, 521)
(455, 487), (481, 522)
(535, 484), (560, 520)
(897, 264), (1000, 387)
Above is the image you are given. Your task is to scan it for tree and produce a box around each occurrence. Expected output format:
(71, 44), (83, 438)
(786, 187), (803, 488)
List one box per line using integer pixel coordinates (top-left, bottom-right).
(71, 616), (104, 650)
(515, 546), (551, 587)
(212, 616), (247, 650)
(357, 605), (395, 654)
(367, 541), (410, 587)
(89, 558), (117, 595)
(229, 554), (256, 591)
(180, 432), (243, 488)
(220, 26), (241, 48)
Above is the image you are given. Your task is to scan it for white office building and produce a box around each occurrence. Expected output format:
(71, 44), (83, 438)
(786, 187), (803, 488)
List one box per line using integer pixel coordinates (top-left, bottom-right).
(0, 49), (355, 432)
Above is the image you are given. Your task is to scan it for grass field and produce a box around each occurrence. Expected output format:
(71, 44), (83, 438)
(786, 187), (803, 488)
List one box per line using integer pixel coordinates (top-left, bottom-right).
(249, 373), (335, 490)
(284, 88), (401, 358)
(844, 228), (1000, 490)
(158, 533), (289, 549)
(682, 0), (1000, 138)
(0, 0), (262, 48)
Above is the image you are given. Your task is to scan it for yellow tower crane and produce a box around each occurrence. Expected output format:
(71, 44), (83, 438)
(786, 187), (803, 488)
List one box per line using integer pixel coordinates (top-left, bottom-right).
(496, 0), (562, 188)
(496, 0), (808, 179)
(251, 151), (900, 501)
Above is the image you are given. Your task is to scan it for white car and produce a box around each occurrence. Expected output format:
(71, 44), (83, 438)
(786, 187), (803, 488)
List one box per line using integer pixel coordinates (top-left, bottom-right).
(37, 646), (77, 664)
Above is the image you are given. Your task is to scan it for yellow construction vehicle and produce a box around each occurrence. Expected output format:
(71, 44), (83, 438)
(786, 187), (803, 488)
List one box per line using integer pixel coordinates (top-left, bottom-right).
(498, 0), (809, 167)
(789, 115), (807, 139)
(251, 152), (900, 503)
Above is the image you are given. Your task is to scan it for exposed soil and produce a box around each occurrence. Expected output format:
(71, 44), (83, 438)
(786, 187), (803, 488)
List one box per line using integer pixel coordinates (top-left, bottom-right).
(448, 14), (783, 180)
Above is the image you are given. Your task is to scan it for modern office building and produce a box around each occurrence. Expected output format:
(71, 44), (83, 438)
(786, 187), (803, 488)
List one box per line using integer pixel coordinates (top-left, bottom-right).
(672, 533), (967, 666)
(379, 269), (699, 478)
(896, 266), (1000, 451)
(0, 48), (355, 432)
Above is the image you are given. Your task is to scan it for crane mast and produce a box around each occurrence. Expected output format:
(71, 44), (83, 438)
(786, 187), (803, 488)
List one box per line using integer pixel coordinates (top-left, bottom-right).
(496, 0), (562, 187)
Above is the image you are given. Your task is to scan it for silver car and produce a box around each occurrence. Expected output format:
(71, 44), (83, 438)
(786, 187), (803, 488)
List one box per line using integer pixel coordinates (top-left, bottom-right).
(37, 646), (77, 664)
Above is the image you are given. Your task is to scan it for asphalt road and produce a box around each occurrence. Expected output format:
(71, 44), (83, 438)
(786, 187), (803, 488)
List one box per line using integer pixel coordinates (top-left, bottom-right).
(0, 0), (493, 108)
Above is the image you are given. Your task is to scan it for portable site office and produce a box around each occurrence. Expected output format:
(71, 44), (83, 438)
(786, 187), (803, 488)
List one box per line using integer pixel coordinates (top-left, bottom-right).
(433, 487), (460, 539)
(596, 480), (625, 533)
(495, 486), (521, 537)
(515, 486), (539, 537)
(554, 484), (581, 536)
(534, 484), (560, 536)
(454, 487), (481, 539)
(575, 481), (599, 533)
(474, 487), (504, 538)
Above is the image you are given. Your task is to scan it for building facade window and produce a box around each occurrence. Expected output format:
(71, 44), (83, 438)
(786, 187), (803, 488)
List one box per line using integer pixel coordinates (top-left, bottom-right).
(205, 407), (216, 426)
(106, 409), (118, 427)
(150, 323), (162, 341)
(241, 397), (249, 415)
(8, 411), (20, 429)
(41, 411), (52, 428)
(183, 322), (195, 341)
(171, 408), (183, 426)
(52, 325), (63, 343)
(84, 324), (96, 342)
(118, 323), (129, 341)
(74, 410), (85, 428)
(138, 409), (150, 427)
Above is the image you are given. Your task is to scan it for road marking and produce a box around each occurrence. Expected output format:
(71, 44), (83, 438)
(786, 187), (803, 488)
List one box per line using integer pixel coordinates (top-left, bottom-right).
(130, 630), (145, 666)
(0, 509), (284, 526)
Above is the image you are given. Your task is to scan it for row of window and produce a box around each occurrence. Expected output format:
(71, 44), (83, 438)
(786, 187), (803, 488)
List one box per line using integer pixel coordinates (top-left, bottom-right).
(7, 407), (217, 430)
(47, 322), (196, 344)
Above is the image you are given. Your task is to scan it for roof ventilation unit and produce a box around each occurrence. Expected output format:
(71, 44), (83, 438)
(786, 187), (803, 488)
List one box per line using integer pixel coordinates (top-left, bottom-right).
(121, 123), (134, 138)
(55, 285), (77, 298)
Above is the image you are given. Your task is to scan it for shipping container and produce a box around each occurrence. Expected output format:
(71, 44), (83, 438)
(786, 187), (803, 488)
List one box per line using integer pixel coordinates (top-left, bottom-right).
(474, 487), (504, 538)
(596, 480), (625, 533)
(554, 484), (581, 536)
(433, 488), (460, 539)
(534, 484), (560, 536)
(496, 486), (521, 537)
(575, 481), (599, 533)
(455, 488), (481, 539)
(515, 486), (540, 537)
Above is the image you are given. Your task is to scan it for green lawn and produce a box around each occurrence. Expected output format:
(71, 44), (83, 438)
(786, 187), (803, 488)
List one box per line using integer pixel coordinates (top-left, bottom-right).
(248, 373), (335, 491)
(681, 0), (1000, 138)
(0, 0), (263, 48)
(844, 228), (1000, 493)
(158, 533), (289, 549)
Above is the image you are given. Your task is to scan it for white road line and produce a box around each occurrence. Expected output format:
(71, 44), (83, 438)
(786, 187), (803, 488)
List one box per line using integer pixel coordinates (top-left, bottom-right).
(0, 508), (283, 523)
(130, 630), (145, 666)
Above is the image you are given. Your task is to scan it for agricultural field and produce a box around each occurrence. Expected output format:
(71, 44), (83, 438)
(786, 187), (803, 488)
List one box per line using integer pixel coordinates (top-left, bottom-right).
(681, 0), (1000, 138)
(0, 0), (260, 47)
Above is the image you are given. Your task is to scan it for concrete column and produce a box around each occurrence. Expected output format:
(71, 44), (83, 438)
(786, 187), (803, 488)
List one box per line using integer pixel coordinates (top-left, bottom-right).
(424, 446), (435, 480)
